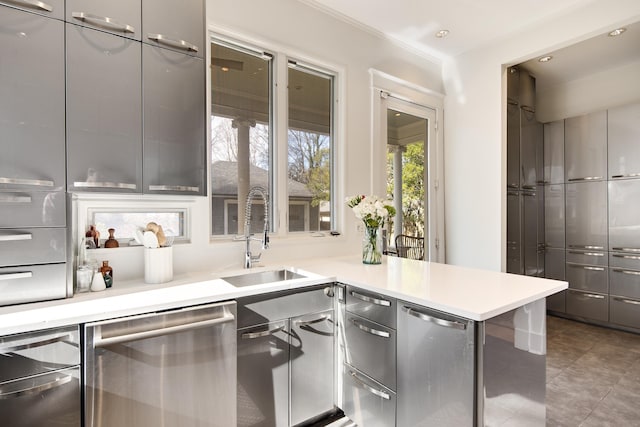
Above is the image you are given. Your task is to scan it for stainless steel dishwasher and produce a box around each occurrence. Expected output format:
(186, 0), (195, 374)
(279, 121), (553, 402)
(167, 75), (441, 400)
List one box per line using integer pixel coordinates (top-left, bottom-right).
(84, 301), (237, 427)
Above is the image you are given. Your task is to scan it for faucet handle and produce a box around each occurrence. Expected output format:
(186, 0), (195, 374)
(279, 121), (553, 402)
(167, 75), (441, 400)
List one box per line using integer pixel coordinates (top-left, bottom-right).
(262, 232), (269, 250)
(251, 252), (262, 262)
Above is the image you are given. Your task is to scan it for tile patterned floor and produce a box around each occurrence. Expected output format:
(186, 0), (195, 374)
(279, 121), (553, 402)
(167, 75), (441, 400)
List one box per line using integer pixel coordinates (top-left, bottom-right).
(546, 315), (640, 426)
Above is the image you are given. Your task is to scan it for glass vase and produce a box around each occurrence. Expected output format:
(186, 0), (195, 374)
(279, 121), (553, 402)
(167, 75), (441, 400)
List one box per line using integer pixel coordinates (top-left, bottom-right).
(362, 225), (383, 265)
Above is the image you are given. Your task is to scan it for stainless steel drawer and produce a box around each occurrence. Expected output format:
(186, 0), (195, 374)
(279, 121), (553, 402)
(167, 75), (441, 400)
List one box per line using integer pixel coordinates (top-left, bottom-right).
(610, 252), (640, 270)
(0, 190), (66, 228)
(610, 296), (640, 330)
(0, 263), (68, 306)
(566, 289), (608, 322)
(237, 286), (334, 328)
(610, 267), (640, 299)
(346, 285), (396, 328)
(566, 249), (607, 267)
(0, 228), (65, 267)
(0, 325), (80, 383)
(566, 262), (608, 293)
(341, 364), (396, 427)
(344, 312), (396, 389)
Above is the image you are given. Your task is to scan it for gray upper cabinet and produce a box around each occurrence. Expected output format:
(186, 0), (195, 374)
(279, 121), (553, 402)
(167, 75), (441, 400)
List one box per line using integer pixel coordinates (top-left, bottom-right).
(609, 179), (640, 252)
(566, 181), (607, 250)
(143, 45), (206, 195)
(0, 0), (64, 19)
(608, 103), (640, 179)
(565, 111), (607, 182)
(507, 67), (519, 105)
(66, 25), (142, 193)
(544, 120), (564, 185)
(0, 6), (65, 192)
(518, 72), (535, 112)
(544, 184), (565, 249)
(520, 109), (542, 189)
(65, 0), (141, 40)
(142, 0), (205, 58)
(506, 102), (520, 189)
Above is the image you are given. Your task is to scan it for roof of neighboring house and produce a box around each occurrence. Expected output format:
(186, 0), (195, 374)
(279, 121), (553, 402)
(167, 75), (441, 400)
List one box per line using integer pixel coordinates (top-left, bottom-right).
(211, 160), (313, 198)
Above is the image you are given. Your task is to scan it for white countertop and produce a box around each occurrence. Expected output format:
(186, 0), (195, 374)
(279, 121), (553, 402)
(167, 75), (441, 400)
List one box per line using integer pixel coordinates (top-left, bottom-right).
(0, 255), (566, 335)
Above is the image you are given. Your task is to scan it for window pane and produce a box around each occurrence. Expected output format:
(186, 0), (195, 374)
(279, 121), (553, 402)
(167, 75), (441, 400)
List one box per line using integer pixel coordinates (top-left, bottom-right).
(210, 40), (272, 236)
(91, 211), (184, 244)
(287, 65), (333, 232)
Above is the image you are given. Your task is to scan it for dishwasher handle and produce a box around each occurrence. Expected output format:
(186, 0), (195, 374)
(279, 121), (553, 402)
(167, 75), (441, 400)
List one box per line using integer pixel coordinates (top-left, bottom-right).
(402, 305), (467, 330)
(93, 314), (235, 347)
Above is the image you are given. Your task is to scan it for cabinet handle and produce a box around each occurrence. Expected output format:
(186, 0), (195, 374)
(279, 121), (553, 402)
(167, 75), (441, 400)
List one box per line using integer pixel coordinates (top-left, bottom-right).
(349, 371), (390, 400)
(573, 291), (605, 300)
(568, 245), (604, 250)
(612, 254), (640, 260)
(0, 177), (54, 187)
(148, 185), (200, 193)
(568, 251), (604, 257)
(350, 318), (390, 338)
(522, 191), (536, 197)
(71, 12), (135, 34)
(568, 264), (604, 272)
(241, 324), (285, 340)
(507, 191), (519, 196)
(4, 0), (53, 12)
(0, 333), (73, 354)
(567, 176), (603, 182)
(350, 291), (391, 307)
(614, 297), (640, 306)
(402, 305), (467, 330)
(611, 173), (640, 179)
(0, 194), (32, 203)
(0, 372), (73, 399)
(507, 184), (519, 189)
(611, 268), (640, 276)
(612, 247), (640, 253)
(0, 233), (32, 242)
(0, 272), (33, 281)
(146, 34), (199, 53)
(73, 181), (137, 190)
(294, 314), (330, 327)
(521, 185), (535, 190)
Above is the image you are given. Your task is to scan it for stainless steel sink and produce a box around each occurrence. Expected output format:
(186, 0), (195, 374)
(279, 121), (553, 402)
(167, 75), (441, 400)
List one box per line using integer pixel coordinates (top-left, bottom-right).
(221, 269), (306, 287)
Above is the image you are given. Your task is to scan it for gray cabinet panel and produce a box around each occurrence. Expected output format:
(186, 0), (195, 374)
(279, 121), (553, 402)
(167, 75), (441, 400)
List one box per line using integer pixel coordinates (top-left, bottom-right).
(518, 72), (535, 111)
(608, 179), (640, 252)
(506, 67), (519, 105)
(544, 184), (565, 248)
(610, 253), (640, 299)
(566, 262), (608, 294)
(544, 120), (564, 185)
(608, 103), (640, 179)
(545, 248), (566, 312)
(65, 0), (141, 40)
(523, 188), (543, 277)
(143, 45), (206, 195)
(142, 0), (205, 58)
(507, 102), (520, 189)
(565, 111), (607, 182)
(0, 263), (67, 306)
(66, 25), (142, 193)
(610, 296), (640, 330)
(346, 285), (396, 328)
(0, 191), (65, 228)
(566, 181), (607, 250)
(566, 249), (607, 267)
(0, 0), (64, 19)
(566, 289), (608, 322)
(506, 190), (522, 274)
(0, 228), (65, 267)
(341, 364), (395, 427)
(520, 108), (541, 189)
(0, 8), (65, 191)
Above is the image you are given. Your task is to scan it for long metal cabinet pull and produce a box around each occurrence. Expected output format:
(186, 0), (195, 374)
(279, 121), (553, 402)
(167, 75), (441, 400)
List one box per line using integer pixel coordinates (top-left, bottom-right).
(241, 324), (285, 340)
(0, 194), (32, 203)
(567, 176), (603, 182)
(0, 373), (73, 399)
(612, 268), (640, 276)
(147, 34), (198, 52)
(0, 177), (54, 187)
(0, 272), (33, 281)
(613, 254), (640, 260)
(148, 185), (200, 193)
(349, 371), (390, 400)
(568, 251), (603, 257)
(71, 12), (135, 33)
(350, 318), (390, 338)
(612, 247), (640, 253)
(73, 181), (137, 190)
(611, 173), (640, 179)
(568, 245), (604, 250)
(94, 314), (235, 347)
(577, 292), (605, 300)
(0, 233), (32, 242)
(294, 314), (329, 327)
(402, 306), (467, 330)
(5, 0), (53, 12)
(350, 291), (391, 307)
(568, 265), (605, 272)
(614, 297), (640, 305)
(0, 333), (72, 354)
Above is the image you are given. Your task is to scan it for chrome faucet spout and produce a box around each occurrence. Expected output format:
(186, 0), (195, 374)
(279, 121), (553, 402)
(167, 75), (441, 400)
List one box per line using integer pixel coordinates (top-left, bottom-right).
(242, 185), (269, 268)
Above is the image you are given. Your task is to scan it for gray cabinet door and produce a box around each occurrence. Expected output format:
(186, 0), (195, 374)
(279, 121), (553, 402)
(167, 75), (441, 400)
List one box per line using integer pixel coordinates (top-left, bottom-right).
(565, 111), (607, 182)
(608, 103), (640, 179)
(506, 67), (519, 105)
(143, 45), (206, 195)
(65, 0), (141, 40)
(566, 289), (608, 322)
(566, 181), (607, 250)
(520, 108), (541, 189)
(507, 102), (520, 189)
(0, 0), (64, 19)
(506, 190), (522, 274)
(545, 248), (566, 313)
(0, 7), (65, 192)
(544, 120), (564, 185)
(609, 179), (640, 252)
(66, 25), (142, 193)
(142, 0), (205, 58)
(523, 188), (543, 276)
(544, 184), (565, 248)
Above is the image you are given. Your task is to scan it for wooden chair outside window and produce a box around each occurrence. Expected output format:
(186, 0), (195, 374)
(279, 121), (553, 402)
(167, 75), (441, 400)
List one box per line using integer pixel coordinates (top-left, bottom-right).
(395, 234), (425, 260)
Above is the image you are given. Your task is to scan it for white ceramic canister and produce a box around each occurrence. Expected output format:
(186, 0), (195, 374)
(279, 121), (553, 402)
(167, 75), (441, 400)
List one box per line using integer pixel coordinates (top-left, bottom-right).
(144, 246), (173, 284)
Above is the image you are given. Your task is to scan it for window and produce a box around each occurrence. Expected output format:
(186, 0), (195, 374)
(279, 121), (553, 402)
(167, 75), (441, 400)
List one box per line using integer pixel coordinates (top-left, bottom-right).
(88, 210), (185, 245)
(210, 36), (337, 237)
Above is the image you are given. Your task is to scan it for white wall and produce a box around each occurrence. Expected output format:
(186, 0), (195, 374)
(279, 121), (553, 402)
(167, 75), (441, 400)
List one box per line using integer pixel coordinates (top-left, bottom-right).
(443, 0), (640, 271)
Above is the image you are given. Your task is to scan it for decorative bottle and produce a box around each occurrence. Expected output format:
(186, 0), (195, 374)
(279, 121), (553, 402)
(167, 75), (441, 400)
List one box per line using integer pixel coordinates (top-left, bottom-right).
(100, 261), (113, 288)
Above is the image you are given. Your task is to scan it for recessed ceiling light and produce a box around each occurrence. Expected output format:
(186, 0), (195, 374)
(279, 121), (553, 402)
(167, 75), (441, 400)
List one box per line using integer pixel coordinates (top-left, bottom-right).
(608, 28), (627, 37)
(435, 30), (449, 39)
(538, 55), (553, 63)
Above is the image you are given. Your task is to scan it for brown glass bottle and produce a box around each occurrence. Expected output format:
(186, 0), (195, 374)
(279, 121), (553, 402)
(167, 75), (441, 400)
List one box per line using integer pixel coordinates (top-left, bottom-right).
(100, 261), (113, 288)
(104, 228), (119, 248)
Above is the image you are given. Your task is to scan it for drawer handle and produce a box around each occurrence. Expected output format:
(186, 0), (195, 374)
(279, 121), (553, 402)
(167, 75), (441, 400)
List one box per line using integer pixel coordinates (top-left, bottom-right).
(148, 185), (200, 193)
(71, 12), (135, 33)
(612, 254), (640, 260)
(349, 371), (390, 400)
(0, 272), (33, 281)
(241, 324), (285, 340)
(612, 247), (640, 253)
(0, 177), (54, 187)
(402, 306), (467, 330)
(568, 251), (604, 257)
(0, 194), (31, 203)
(350, 318), (390, 338)
(350, 291), (391, 307)
(612, 269), (640, 276)
(294, 314), (330, 328)
(0, 233), (32, 242)
(146, 33), (199, 52)
(614, 297), (640, 306)
(568, 176), (603, 182)
(611, 173), (640, 179)
(0, 333), (73, 354)
(73, 181), (137, 190)
(568, 245), (604, 250)
(0, 372), (73, 400)
(3, 0), (53, 12)
(575, 292), (605, 300)
(567, 264), (604, 272)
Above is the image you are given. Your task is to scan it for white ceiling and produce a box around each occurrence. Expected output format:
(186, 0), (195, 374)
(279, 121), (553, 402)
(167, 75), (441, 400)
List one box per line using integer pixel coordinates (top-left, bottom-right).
(298, 0), (639, 87)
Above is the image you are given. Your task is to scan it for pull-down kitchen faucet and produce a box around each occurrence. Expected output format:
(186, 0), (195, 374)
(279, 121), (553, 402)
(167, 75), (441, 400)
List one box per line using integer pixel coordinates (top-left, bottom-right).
(242, 186), (269, 268)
